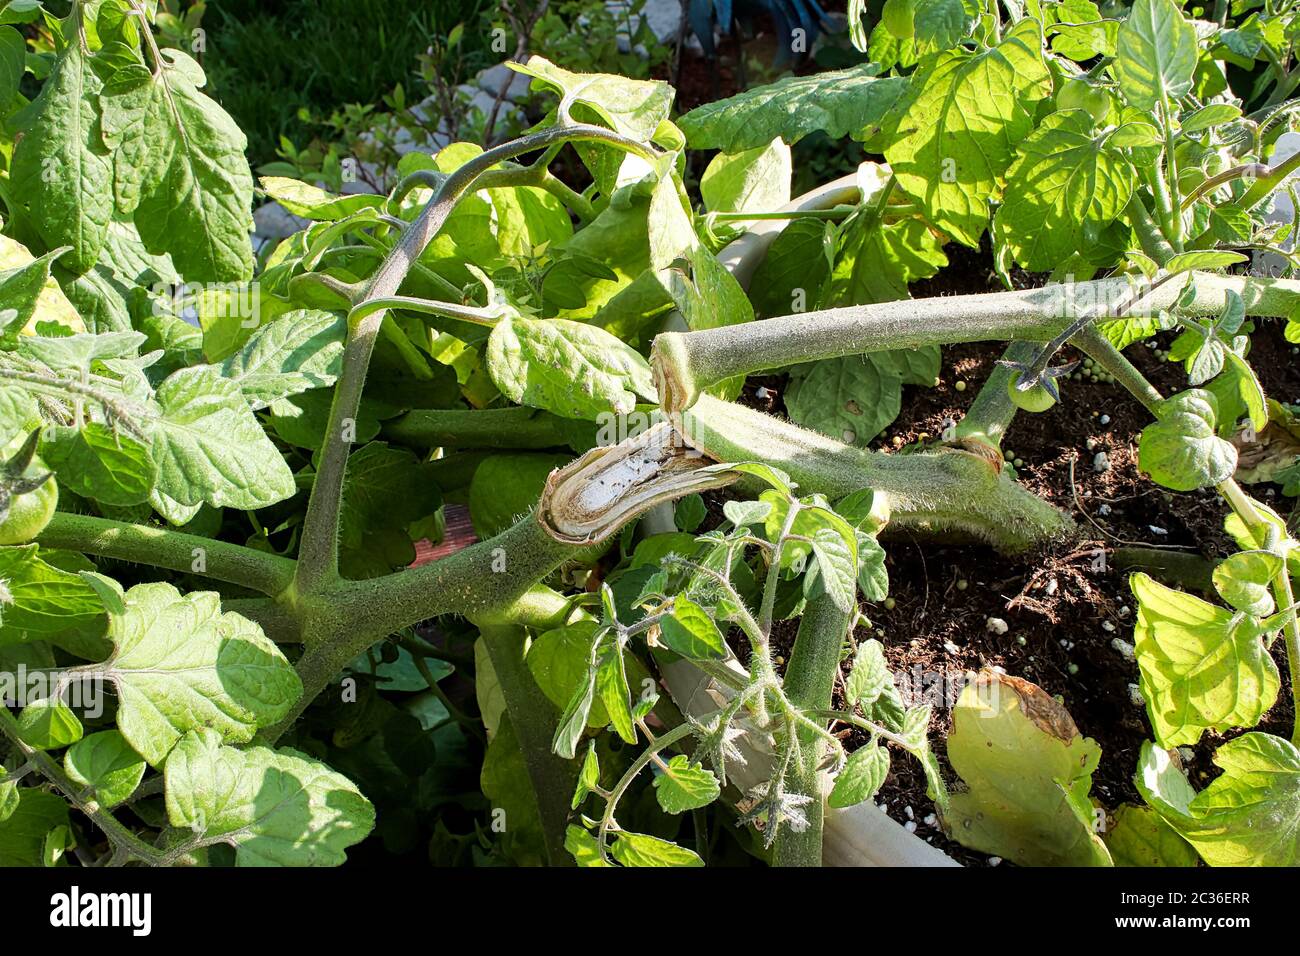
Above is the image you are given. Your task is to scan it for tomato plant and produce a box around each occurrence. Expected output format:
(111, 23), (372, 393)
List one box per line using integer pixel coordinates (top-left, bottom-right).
(1, 0), (1300, 870)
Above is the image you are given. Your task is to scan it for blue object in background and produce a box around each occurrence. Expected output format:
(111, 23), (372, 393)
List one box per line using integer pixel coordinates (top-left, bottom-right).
(687, 0), (831, 65)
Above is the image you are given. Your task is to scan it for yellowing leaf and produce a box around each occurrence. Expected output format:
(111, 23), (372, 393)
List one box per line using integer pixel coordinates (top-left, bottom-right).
(946, 671), (1112, 866)
(1130, 572), (1279, 748)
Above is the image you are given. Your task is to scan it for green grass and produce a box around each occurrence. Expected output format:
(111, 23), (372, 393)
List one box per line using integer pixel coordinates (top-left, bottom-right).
(202, 0), (493, 164)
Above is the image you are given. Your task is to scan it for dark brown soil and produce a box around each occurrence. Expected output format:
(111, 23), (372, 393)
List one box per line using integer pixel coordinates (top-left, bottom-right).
(731, 245), (1300, 867)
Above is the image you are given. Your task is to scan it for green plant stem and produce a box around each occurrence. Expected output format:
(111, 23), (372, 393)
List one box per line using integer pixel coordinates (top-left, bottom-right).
(682, 396), (1075, 552)
(384, 406), (587, 450)
(478, 623), (577, 865)
(1128, 193), (1178, 263)
(1239, 149), (1300, 211)
(1146, 153), (1179, 250)
(348, 295), (502, 327)
(710, 205), (859, 222)
(295, 122), (659, 596)
(538, 169), (596, 221)
(37, 512), (297, 597)
(1180, 163), (1271, 210)
(1071, 325), (1164, 414)
(956, 341), (1037, 446)
(771, 595), (850, 867)
(597, 720), (697, 861)
(1161, 96), (1184, 250)
(0, 706), (167, 866)
(1219, 478), (1300, 745)
(758, 504), (801, 638)
(1112, 547), (1216, 594)
(264, 514), (581, 741)
(652, 273), (1300, 411)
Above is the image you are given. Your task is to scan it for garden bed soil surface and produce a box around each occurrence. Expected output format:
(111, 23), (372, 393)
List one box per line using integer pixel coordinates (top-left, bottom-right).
(725, 243), (1300, 866)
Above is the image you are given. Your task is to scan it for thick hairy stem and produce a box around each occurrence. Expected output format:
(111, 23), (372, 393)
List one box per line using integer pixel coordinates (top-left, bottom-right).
(223, 598), (307, 643)
(479, 624), (577, 867)
(295, 123), (658, 594)
(772, 595), (850, 867)
(271, 425), (732, 739)
(38, 512), (297, 598)
(268, 516), (580, 741)
(681, 396), (1074, 552)
(384, 406), (589, 451)
(652, 273), (1300, 412)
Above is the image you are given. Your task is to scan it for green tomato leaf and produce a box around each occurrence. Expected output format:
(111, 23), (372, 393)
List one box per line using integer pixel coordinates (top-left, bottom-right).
(660, 595), (727, 659)
(595, 634), (636, 744)
(1113, 0), (1197, 110)
(86, 582), (302, 766)
(1137, 389), (1237, 491)
(42, 423), (156, 507)
(699, 138), (792, 216)
(10, 40), (112, 274)
(0, 25), (24, 113)
(1136, 733), (1300, 866)
(1206, 349), (1267, 433)
(511, 56), (673, 141)
(831, 212), (949, 307)
(148, 367), (296, 512)
(749, 219), (836, 318)
(258, 177), (384, 221)
(846, 638), (892, 708)
(338, 442), (442, 551)
(0, 545), (104, 646)
(219, 309), (346, 410)
(0, 763), (17, 824)
(1103, 804), (1198, 867)
(164, 727), (375, 866)
(829, 741), (890, 808)
(16, 697), (82, 751)
(1213, 550), (1281, 617)
(63, 730), (146, 808)
(913, 0), (980, 52)
(785, 356), (902, 446)
(946, 671), (1112, 866)
(609, 830), (704, 867)
(810, 523), (859, 614)
(571, 742), (601, 810)
(0, 789), (69, 866)
(565, 825), (611, 866)
(0, 247), (72, 337)
(1164, 250), (1248, 275)
(1130, 572), (1279, 748)
(678, 65), (908, 150)
(723, 498), (773, 527)
(114, 50), (254, 281)
(994, 109), (1136, 270)
(883, 18), (1053, 246)
(487, 315), (656, 420)
(648, 174), (755, 362)
(653, 755), (721, 813)
(468, 453), (571, 539)
(856, 532), (889, 601)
